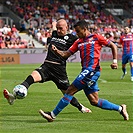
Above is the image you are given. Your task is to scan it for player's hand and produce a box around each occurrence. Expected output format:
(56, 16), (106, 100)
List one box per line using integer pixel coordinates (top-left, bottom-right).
(110, 63), (118, 69)
(52, 45), (57, 51)
(52, 45), (59, 55)
(52, 21), (57, 30)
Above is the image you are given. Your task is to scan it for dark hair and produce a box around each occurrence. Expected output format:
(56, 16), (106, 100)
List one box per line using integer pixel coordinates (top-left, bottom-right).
(105, 33), (111, 38)
(74, 20), (88, 29)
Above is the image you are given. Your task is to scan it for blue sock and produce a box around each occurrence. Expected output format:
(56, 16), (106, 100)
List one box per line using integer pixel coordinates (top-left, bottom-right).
(97, 99), (120, 111)
(131, 67), (133, 76)
(122, 68), (126, 74)
(53, 94), (73, 116)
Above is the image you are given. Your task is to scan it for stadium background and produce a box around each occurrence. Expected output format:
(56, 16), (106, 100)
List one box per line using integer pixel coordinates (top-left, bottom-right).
(0, 1), (132, 132)
(0, 0), (133, 64)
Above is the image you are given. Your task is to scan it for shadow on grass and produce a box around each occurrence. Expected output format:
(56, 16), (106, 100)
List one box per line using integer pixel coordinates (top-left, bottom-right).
(0, 111), (124, 124)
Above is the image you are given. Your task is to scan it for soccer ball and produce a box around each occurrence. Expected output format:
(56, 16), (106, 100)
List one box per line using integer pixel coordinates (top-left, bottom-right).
(13, 85), (27, 99)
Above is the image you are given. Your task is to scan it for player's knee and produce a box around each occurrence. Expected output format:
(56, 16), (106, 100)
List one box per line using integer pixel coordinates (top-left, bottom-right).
(31, 70), (42, 82)
(66, 84), (77, 95)
(90, 99), (98, 106)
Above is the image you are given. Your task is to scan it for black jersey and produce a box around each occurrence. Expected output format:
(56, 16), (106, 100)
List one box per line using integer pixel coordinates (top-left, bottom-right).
(45, 31), (78, 65)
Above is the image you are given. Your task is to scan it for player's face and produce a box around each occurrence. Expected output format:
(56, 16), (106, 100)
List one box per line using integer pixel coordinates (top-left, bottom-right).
(56, 23), (68, 36)
(75, 26), (86, 38)
(124, 27), (130, 34)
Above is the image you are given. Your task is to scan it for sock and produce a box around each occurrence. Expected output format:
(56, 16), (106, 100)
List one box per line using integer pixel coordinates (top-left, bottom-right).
(70, 97), (82, 111)
(131, 66), (133, 77)
(122, 68), (126, 74)
(21, 75), (34, 89)
(97, 99), (120, 111)
(53, 94), (73, 116)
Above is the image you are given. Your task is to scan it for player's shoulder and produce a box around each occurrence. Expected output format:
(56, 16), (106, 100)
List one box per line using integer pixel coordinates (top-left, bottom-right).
(92, 33), (105, 40)
(93, 33), (102, 37)
(66, 33), (78, 42)
(86, 33), (101, 41)
(67, 32), (77, 38)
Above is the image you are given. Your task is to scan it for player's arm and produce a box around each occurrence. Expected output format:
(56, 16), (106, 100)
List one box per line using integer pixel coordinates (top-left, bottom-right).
(52, 21), (57, 31)
(98, 34), (118, 69)
(52, 45), (72, 59)
(117, 43), (122, 48)
(116, 37), (122, 48)
(107, 41), (118, 69)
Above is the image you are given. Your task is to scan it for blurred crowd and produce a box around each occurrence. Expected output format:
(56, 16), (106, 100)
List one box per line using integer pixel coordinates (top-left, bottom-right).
(0, 24), (35, 49)
(0, 0), (133, 49)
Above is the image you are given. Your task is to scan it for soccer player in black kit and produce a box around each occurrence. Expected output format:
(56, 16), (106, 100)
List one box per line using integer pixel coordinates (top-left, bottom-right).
(3, 19), (91, 113)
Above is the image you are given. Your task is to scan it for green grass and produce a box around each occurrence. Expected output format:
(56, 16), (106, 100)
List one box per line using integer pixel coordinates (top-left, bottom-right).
(0, 62), (133, 133)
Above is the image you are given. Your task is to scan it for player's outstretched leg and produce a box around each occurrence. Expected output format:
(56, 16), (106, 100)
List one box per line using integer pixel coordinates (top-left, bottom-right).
(3, 75), (34, 105)
(97, 99), (129, 120)
(38, 94), (92, 122)
(3, 89), (16, 105)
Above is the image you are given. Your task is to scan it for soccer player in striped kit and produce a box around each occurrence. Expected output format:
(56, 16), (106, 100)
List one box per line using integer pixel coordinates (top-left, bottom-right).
(118, 26), (133, 81)
(39, 20), (129, 122)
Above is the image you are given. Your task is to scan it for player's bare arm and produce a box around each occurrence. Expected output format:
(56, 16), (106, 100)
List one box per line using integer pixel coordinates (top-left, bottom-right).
(108, 41), (118, 69)
(52, 45), (72, 59)
(117, 44), (122, 48)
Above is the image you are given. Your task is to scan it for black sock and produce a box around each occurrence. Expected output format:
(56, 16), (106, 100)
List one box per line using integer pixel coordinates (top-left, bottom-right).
(21, 75), (34, 89)
(70, 97), (82, 111)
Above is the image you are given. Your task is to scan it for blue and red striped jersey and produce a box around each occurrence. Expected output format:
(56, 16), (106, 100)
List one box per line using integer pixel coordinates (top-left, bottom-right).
(69, 34), (110, 70)
(119, 33), (133, 55)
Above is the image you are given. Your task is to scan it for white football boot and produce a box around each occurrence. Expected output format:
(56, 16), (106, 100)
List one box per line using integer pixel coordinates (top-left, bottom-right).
(3, 89), (16, 105)
(39, 109), (54, 122)
(80, 104), (92, 113)
(120, 104), (129, 120)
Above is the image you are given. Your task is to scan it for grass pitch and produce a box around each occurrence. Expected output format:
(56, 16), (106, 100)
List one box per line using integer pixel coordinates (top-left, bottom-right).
(0, 62), (132, 133)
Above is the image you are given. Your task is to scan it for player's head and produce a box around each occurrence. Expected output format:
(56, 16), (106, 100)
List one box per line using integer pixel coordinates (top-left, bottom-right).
(124, 26), (130, 34)
(56, 19), (68, 36)
(74, 20), (89, 38)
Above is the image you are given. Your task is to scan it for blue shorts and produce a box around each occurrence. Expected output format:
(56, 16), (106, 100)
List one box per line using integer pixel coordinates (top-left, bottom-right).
(122, 54), (133, 64)
(72, 68), (100, 96)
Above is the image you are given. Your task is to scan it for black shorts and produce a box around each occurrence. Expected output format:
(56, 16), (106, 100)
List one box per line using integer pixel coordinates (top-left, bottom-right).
(35, 62), (70, 90)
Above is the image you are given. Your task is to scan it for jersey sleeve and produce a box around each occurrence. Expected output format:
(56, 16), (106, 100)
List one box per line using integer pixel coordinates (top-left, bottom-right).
(68, 39), (79, 54)
(97, 34), (111, 46)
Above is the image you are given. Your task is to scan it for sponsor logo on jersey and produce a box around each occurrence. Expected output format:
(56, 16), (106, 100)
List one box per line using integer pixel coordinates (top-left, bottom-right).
(51, 37), (67, 44)
(123, 38), (133, 41)
(64, 35), (69, 40)
(78, 41), (95, 47)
